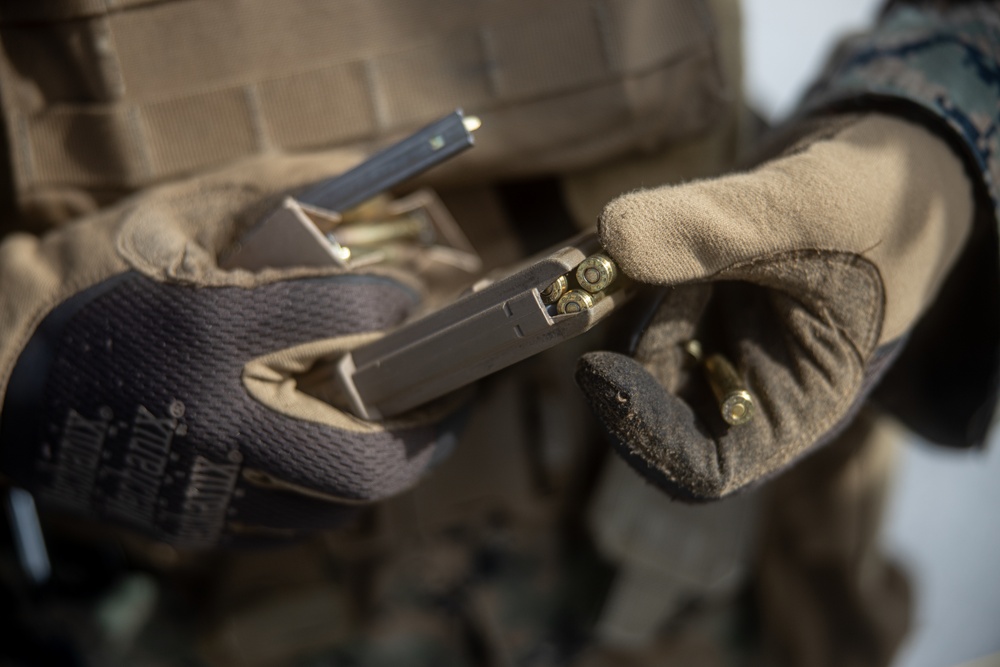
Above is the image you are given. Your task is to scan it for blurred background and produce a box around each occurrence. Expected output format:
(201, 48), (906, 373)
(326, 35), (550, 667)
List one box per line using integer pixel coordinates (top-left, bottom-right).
(742, 2), (1000, 665)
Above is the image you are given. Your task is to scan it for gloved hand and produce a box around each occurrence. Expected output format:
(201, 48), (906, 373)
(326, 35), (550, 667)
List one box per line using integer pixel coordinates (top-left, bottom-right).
(576, 113), (975, 501)
(0, 152), (458, 548)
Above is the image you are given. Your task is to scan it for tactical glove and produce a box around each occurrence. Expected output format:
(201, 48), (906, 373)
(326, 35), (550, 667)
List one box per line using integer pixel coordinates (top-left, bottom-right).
(0, 153), (458, 548)
(576, 113), (974, 500)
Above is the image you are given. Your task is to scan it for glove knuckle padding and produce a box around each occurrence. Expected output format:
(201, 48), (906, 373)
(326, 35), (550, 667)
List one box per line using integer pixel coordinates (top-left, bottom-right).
(0, 271), (440, 547)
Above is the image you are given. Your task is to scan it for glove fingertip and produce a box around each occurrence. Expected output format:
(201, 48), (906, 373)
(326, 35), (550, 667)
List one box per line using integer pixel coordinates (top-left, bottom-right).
(576, 351), (726, 501)
(597, 193), (652, 281)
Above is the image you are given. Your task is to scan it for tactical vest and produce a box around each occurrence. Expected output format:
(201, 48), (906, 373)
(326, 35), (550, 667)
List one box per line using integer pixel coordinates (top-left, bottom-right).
(0, 0), (731, 226)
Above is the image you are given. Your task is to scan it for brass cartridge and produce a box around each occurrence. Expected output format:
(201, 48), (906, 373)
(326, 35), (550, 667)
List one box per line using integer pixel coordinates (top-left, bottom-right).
(576, 253), (618, 294)
(541, 275), (570, 304)
(557, 290), (596, 314)
(703, 353), (755, 426)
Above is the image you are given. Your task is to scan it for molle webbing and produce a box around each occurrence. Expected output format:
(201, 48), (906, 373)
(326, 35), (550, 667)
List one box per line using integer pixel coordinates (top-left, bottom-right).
(0, 0), (727, 219)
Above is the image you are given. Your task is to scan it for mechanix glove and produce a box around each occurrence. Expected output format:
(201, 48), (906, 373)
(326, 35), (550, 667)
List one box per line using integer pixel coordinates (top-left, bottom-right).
(576, 113), (975, 501)
(0, 152), (458, 549)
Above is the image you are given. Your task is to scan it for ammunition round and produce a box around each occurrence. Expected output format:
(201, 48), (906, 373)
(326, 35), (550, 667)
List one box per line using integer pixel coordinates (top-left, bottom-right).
(576, 254), (618, 293)
(703, 354), (755, 426)
(556, 290), (595, 314)
(540, 275), (570, 304)
(720, 390), (755, 426)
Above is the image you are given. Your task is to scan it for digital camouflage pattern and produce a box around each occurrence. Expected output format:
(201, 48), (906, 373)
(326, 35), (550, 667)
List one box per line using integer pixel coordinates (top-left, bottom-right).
(804, 1), (1000, 222)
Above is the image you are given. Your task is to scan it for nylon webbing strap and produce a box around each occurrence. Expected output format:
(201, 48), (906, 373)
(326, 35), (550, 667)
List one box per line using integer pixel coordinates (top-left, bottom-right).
(0, 0), (726, 213)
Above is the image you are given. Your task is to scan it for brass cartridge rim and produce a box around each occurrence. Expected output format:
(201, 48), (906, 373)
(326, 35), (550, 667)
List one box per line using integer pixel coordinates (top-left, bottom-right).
(557, 290), (595, 314)
(720, 390), (754, 426)
(576, 254), (617, 293)
(541, 275), (569, 304)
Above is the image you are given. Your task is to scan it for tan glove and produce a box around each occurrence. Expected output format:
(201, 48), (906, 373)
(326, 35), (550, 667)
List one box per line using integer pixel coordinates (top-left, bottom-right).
(0, 151), (459, 548)
(576, 113), (974, 500)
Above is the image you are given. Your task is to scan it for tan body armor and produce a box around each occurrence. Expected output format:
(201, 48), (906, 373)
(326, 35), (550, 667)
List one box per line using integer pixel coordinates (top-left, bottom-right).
(0, 0), (735, 230)
(0, 2), (909, 666)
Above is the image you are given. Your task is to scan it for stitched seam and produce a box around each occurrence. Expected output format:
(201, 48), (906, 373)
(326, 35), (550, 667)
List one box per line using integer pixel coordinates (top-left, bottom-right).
(712, 249), (884, 357)
(726, 253), (882, 490)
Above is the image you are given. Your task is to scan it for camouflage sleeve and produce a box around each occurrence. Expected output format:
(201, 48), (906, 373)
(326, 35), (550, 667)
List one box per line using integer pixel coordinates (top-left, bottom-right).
(801, 1), (1000, 222)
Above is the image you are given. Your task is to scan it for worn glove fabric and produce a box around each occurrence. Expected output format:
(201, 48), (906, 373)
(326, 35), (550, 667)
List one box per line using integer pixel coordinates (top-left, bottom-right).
(576, 113), (974, 501)
(0, 152), (457, 549)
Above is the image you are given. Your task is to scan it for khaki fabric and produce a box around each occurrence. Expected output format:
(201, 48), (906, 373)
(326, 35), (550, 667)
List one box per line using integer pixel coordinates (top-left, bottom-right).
(599, 113), (974, 345)
(0, 0), (729, 228)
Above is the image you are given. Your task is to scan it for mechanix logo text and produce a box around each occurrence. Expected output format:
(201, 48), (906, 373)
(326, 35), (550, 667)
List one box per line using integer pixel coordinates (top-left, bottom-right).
(105, 406), (177, 527)
(38, 410), (108, 509)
